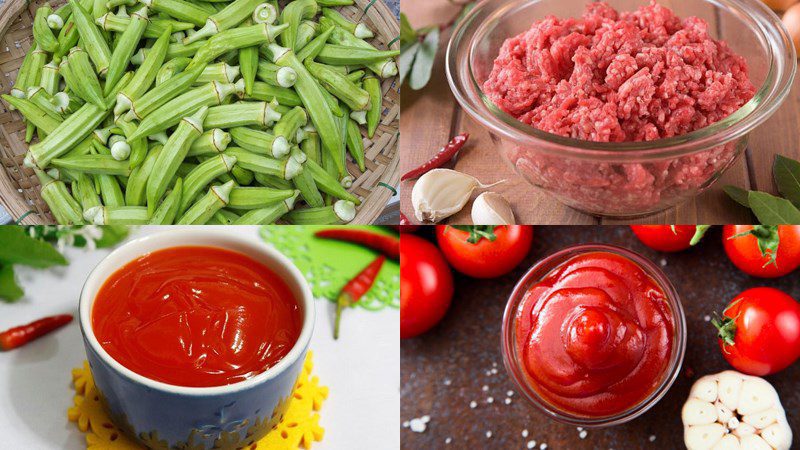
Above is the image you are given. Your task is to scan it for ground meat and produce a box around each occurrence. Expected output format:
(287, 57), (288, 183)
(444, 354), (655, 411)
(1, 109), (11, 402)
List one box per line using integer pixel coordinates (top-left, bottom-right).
(482, 1), (755, 215)
(483, 1), (755, 142)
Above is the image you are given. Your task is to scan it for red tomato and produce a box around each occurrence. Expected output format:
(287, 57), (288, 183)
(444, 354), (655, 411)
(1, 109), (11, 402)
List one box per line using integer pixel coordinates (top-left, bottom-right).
(630, 225), (706, 252)
(722, 225), (800, 278)
(435, 226), (533, 278)
(400, 234), (454, 339)
(713, 287), (800, 376)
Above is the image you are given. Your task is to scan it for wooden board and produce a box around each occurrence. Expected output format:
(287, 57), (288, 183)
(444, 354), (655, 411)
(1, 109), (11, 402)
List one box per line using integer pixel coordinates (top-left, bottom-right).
(399, 0), (795, 225)
(400, 226), (800, 449)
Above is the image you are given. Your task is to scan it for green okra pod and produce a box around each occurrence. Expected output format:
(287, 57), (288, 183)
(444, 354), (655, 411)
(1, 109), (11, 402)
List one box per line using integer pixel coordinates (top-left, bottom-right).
(88, 142), (127, 207)
(321, 8), (373, 39)
(115, 28), (174, 116)
(51, 154), (132, 176)
(155, 56), (191, 86)
(210, 208), (241, 225)
(256, 60), (296, 88)
(67, 47), (106, 107)
(273, 106), (307, 143)
(131, 40), (207, 66)
(295, 26), (334, 62)
(347, 70), (365, 83)
(179, 153), (237, 212)
(225, 147), (302, 180)
(68, 0), (112, 75)
(305, 157), (360, 204)
(204, 99), (282, 129)
(196, 62), (241, 84)
(74, 173), (102, 220)
(232, 190), (299, 224)
(104, 6), (149, 95)
(11, 44), (41, 99)
(185, 0), (264, 44)
(187, 128), (231, 156)
(265, 44), (344, 176)
(91, 206), (149, 224)
(292, 151), (324, 207)
(114, 117), (147, 168)
(96, 12), (193, 38)
(125, 63), (205, 121)
(301, 125), (321, 163)
(296, 20), (318, 51)
(27, 102), (111, 168)
(141, 0), (211, 27)
(146, 106), (207, 214)
(228, 186), (296, 209)
(306, 59), (371, 111)
(346, 117), (365, 172)
(278, 0), (317, 52)
(125, 143), (162, 206)
(247, 81), (302, 106)
(26, 87), (62, 122)
(2, 95), (61, 134)
(36, 168), (84, 224)
(130, 79), (241, 140)
(230, 164), (254, 185)
(363, 75), (381, 138)
(254, 172), (293, 190)
(229, 126), (290, 158)
(176, 180), (234, 224)
(316, 0), (354, 6)
(321, 20), (398, 78)
(284, 199), (356, 224)
(148, 178), (183, 225)
(187, 23), (288, 71)
(33, 4), (59, 53)
(316, 44), (399, 66)
(240, 44), (259, 96)
(39, 62), (60, 96)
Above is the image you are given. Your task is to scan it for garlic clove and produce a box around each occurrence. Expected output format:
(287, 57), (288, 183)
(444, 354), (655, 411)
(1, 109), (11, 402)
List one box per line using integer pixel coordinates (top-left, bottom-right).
(685, 423), (726, 450)
(717, 371), (743, 411)
(762, 422), (793, 450)
(715, 401), (734, 423)
(737, 379), (776, 416)
(733, 423), (756, 438)
(471, 191), (515, 225)
(682, 398), (717, 426)
(691, 377), (719, 403)
(411, 169), (500, 223)
(739, 435), (772, 450)
(712, 434), (741, 450)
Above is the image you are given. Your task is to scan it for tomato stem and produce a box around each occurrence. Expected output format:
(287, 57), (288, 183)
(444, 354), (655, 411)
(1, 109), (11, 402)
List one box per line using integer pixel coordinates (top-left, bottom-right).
(451, 225), (498, 244)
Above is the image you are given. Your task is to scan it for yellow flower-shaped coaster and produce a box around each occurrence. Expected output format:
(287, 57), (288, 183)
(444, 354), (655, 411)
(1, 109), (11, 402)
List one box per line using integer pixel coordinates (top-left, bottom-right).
(68, 352), (329, 450)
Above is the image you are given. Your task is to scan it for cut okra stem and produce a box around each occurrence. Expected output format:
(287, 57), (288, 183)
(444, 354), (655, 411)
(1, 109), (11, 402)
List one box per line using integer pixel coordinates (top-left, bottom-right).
(197, 62), (241, 84)
(187, 23), (289, 71)
(229, 126), (290, 158)
(321, 8), (373, 39)
(204, 99), (282, 129)
(253, 3), (277, 25)
(226, 147), (302, 180)
(187, 129), (231, 156)
(257, 61), (296, 87)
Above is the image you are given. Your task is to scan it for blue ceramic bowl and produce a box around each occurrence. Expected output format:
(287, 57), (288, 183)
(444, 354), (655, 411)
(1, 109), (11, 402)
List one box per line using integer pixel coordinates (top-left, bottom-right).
(78, 229), (315, 450)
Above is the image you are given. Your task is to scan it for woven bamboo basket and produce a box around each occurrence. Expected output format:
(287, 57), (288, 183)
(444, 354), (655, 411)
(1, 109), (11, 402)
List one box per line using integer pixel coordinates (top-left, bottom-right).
(0, 0), (399, 224)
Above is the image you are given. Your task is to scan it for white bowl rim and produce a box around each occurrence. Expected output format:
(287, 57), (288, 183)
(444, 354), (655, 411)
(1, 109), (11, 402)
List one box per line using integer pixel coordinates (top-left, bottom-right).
(78, 228), (315, 396)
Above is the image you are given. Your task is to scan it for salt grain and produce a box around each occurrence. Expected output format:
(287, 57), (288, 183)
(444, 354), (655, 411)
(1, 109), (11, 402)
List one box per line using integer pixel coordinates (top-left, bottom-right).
(409, 418), (427, 433)
(487, 397), (494, 403)
(444, 378), (452, 386)
(704, 315), (711, 322)
(507, 390), (514, 396)
(421, 416), (430, 424)
(469, 401), (477, 409)
(445, 438), (452, 444)
(579, 430), (587, 439)
(540, 444), (548, 450)
(527, 441), (536, 449)
(522, 429), (529, 438)
(482, 385), (489, 392)
(486, 431), (492, 438)
(402, 421), (409, 428)
(504, 398), (511, 405)
(649, 435), (656, 442)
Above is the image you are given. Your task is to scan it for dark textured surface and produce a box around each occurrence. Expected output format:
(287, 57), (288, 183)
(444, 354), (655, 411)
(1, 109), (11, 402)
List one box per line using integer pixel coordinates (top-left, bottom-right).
(401, 226), (800, 449)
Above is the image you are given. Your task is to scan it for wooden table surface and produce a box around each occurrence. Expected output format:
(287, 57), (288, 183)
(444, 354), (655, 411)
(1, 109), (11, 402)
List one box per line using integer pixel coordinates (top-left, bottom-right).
(399, 0), (800, 225)
(400, 226), (800, 449)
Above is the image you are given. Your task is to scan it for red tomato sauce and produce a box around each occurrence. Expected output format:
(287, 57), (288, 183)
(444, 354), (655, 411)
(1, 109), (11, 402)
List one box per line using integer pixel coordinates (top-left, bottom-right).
(92, 246), (303, 387)
(514, 251), (674, 416)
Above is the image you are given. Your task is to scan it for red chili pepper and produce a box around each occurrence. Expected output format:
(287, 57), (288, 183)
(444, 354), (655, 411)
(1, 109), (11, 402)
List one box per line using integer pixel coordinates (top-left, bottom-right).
(401, 133), (469, 181)
(335, 255), (386, 339)
(0, 314), (73, 351)
(315, 229), (400, 260)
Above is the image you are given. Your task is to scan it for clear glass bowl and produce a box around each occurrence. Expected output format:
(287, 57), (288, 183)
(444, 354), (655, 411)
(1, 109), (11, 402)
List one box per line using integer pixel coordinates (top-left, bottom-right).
(446, 0), (796, 218)
(501, 244), (687, 427)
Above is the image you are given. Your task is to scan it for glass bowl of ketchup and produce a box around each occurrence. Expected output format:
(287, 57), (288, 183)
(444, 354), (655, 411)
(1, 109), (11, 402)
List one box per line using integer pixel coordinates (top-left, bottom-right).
(78, 229), (315, 449)
(502, 244), (686, 427)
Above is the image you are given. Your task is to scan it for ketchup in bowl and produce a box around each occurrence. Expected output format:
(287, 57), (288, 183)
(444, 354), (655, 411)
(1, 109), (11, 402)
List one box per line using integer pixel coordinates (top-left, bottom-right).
(92, 246), (303, 388)
(504, 246), (685, 424)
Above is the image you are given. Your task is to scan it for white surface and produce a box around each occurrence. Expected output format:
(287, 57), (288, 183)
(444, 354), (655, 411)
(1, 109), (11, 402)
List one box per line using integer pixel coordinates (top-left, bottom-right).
(0, 226), (400, 450)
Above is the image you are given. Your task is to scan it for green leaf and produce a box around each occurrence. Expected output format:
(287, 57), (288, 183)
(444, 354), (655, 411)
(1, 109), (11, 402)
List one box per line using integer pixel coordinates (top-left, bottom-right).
(0, 264), (24, 302)
(400, 13), (417, 45)
(724, 185), (750, 208)
(748, 191), (800, 225)
(451, 225), (498, 244)
(773, 155), (800, 208)
(409, 27), (439, 90)
(95, 226), (129, 248)
(399, 41), (420, 86)
(0, 227), (67, 268)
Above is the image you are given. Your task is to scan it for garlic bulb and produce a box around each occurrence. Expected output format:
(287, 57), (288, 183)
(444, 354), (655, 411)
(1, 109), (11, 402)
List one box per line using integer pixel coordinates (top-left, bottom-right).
(682, 371), (791, 450)
(411, 169), (500, 223)
(472, 192), (515, 225)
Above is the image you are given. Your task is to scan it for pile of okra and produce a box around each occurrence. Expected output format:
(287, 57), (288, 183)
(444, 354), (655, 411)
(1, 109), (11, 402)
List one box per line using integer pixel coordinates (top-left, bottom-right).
(7, 0), (398, 225)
